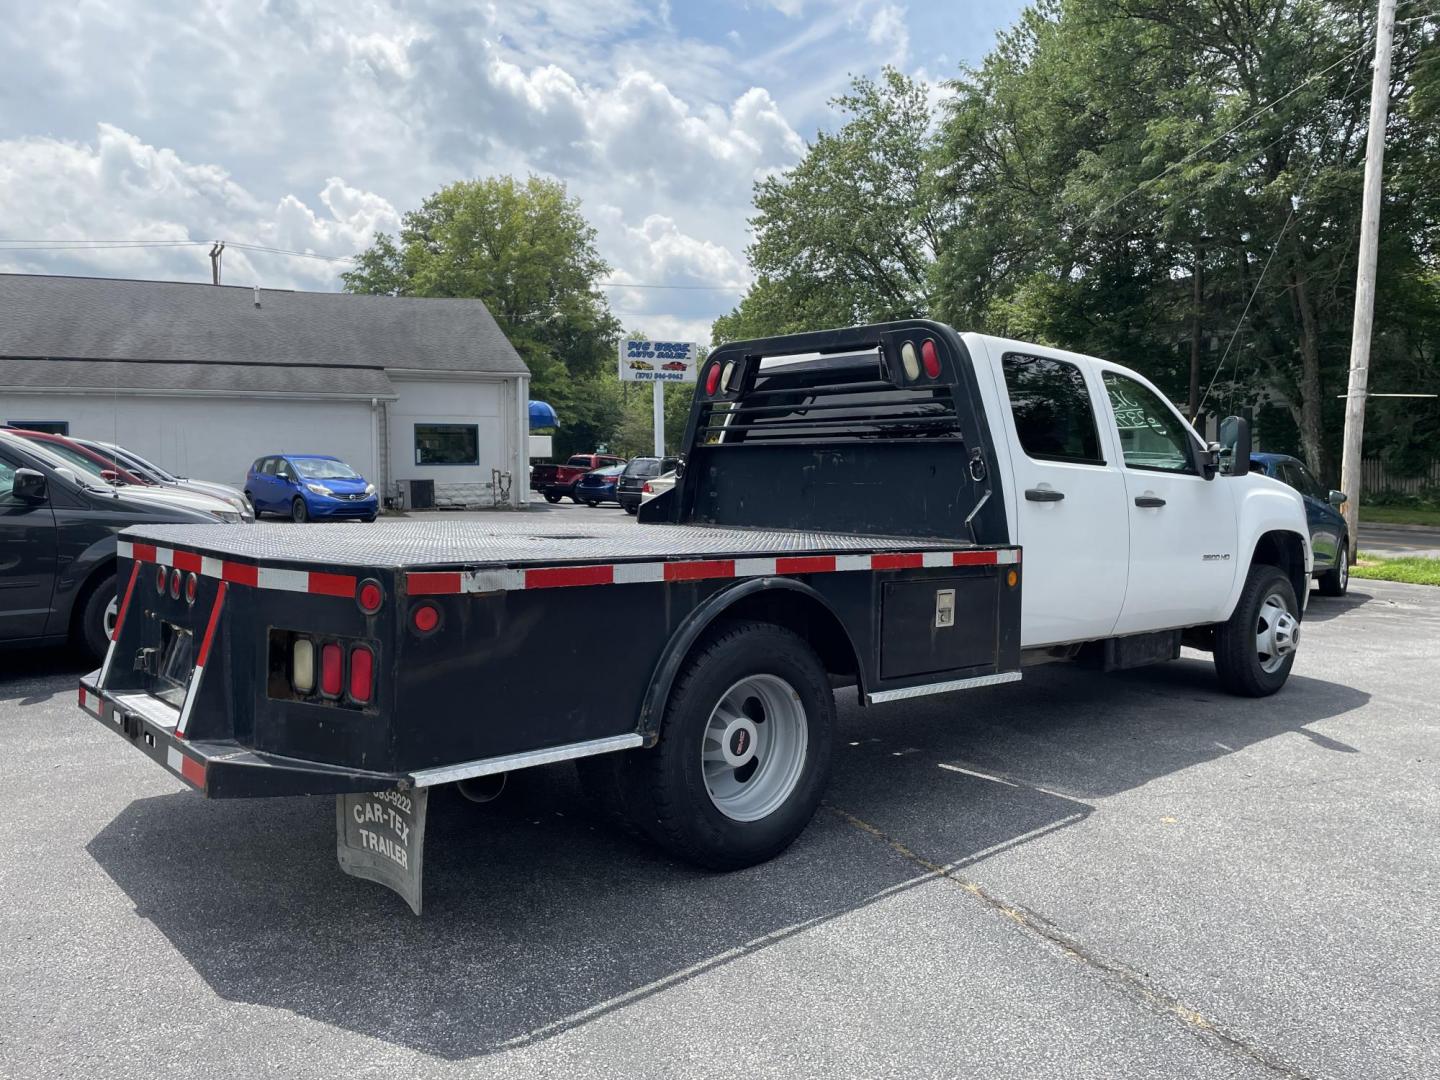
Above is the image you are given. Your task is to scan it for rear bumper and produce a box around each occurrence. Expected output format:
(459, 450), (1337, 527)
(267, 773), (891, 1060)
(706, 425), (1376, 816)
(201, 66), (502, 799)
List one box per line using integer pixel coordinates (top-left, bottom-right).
(78, 672), (403, 798)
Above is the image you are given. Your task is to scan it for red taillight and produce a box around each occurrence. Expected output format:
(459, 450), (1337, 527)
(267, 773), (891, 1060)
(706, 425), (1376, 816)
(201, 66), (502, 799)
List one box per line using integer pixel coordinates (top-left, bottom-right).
(412, 603), (440, 634)
(155, 565), (167, 593)
(320, 643), (343, 696)
(348, 645), (374, 703)
(357, 579), (383, 614)
(704, 363), (721, 395)
(185, 573), (197, 605)
(642, 482), (653, 494)
(169, 568), (182, 599)
(921, 339), (941, 379)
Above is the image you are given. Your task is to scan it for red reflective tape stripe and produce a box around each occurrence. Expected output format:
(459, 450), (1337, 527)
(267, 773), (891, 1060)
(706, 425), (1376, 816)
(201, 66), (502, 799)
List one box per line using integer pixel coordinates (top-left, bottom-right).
(179, 754), (206, 789)
(171, 549), (203, 573)
(775, 555), (837, 574)
(112, 563), (140, 641)
(1013, 549), (1022, 564)
(408, 572), (462, 595)
(308, 571), (356, 597)
(221, 561), (258, 587)
(196, 582), (227, 668)
(130, 542), (157, 564)
(526, 565), (614, 590)
(665, 559), (735, 582)
(871, 553), (924, 570)
(951, 551), (999, 567)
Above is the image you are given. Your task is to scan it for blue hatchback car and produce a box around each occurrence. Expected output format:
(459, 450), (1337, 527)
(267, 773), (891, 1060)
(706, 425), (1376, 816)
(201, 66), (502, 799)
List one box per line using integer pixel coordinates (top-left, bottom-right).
(1251, 452), (1349, 595)
(245, 454), (379, 522)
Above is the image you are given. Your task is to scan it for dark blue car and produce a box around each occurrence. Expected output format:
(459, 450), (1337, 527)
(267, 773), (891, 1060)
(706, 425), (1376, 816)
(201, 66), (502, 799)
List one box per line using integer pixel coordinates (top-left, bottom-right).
(1251, 453), (1348, 595)
(245, 454), (379, 523)
(573, 465), (624, 507)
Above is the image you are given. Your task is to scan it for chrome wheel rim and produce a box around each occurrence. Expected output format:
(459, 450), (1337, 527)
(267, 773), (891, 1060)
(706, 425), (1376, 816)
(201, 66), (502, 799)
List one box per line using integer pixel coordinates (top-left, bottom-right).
(701, 674), (808, 822)
(1339, 549), (1349, 588)
(103, 596), (119, 639)
(1256, 591), (1299, 673)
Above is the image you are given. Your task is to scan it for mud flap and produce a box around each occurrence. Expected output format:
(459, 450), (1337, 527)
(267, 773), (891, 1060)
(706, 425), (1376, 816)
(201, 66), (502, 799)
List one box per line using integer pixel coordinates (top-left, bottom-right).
(336, 787), (429, 915)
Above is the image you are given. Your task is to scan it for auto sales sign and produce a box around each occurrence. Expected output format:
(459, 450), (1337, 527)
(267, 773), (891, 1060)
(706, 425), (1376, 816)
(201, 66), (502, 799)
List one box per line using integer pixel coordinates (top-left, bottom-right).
(620, 338), (698, 383)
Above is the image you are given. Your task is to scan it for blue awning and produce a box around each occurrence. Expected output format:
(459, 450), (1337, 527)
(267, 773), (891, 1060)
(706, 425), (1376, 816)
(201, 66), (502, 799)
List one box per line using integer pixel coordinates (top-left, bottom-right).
(528, 400), (558, 430)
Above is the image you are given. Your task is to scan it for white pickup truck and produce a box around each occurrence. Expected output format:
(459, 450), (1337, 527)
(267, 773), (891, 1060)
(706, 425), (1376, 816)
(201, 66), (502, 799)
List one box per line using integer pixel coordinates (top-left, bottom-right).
(79, 320), (1311, 911)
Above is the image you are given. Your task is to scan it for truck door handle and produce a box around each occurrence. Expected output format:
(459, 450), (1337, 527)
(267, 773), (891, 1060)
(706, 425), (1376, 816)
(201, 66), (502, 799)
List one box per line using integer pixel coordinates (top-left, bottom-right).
(1134, 495), (1167, 508)
(1025, 488), (1065, 502)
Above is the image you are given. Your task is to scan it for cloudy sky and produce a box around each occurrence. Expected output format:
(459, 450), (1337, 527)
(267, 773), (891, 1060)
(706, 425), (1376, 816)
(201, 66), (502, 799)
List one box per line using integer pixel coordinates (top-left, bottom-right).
(0, 0), (1023, 345)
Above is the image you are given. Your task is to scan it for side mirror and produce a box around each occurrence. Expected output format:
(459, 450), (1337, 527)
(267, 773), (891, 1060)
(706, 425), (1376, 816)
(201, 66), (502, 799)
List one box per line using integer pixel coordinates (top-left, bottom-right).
(1328, 489), (1347, 508)
(1218, 415), (1251, 477)
(12, 468), (47, 501)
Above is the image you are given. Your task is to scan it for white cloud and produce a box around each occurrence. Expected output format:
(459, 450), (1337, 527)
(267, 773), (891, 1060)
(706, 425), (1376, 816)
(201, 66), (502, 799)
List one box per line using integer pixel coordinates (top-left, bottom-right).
(0, 126), (397, 290)
(866, 4), (910, 65)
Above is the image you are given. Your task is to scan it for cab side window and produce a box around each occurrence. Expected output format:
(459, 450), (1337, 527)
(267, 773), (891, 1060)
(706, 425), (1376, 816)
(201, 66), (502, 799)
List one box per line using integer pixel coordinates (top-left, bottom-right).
(1102, 372), (1196, 474)
(1292, 462), (1327, 500)
(261, 458), (279, 476)
(1001, 353), (1104, 465)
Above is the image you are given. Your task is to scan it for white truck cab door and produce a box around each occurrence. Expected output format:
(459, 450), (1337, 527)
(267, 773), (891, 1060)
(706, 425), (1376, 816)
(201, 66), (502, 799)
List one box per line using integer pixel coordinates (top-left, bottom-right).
(1098, 369), (1238, 633)
(993, 349), (1130, 647)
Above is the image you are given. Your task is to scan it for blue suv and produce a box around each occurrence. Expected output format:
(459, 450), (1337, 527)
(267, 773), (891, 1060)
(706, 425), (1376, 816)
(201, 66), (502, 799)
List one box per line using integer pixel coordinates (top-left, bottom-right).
(1251, 453), (1349, 596)
(245, 454), (379, 522)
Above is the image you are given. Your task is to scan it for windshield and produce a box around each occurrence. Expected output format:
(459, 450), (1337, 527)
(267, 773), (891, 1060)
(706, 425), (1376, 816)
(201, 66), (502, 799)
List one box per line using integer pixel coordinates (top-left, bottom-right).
(566, 456), (593, 467)
(28, 440), (122, 485)
(5, 438), (110, 491)
(292, 457), (360, 479)
(624, 459), (661, 478)
(106, 443), (177, 482)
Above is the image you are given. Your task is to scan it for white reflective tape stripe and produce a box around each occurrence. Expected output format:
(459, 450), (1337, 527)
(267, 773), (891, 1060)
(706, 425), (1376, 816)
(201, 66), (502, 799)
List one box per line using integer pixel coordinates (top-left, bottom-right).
(733, 558), (777, 577)
(166, 746), (183, 773)
(922, 551), (952, 567)
(256, 566), (309, 592)
(116, 540), (134, 559)
(612, 562), (666, 585)
(155, 547), (174, 566)
(176, 663), (204, 736)
(462, 568), (527, 593)
(996, 550), (1020, 565)
(836, 555), (872, 572)
(201, 556), (225, 579)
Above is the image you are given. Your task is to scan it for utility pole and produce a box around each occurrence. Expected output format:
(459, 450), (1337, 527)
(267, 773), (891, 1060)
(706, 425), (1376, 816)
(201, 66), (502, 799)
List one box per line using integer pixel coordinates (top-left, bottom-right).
(209, 241), (225, 285)
(1339, 0), (1396, 560)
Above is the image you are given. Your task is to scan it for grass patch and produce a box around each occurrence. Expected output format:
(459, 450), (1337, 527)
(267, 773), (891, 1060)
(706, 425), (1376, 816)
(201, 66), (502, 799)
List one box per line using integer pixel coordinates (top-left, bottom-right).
(1360, 506), (1440, 528)
(1351, 554), (1440, 586)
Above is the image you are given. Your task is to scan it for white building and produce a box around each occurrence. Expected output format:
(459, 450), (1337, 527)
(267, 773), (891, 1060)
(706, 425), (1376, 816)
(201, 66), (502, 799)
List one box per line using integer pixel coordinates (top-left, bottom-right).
(0, 274), (530, 508)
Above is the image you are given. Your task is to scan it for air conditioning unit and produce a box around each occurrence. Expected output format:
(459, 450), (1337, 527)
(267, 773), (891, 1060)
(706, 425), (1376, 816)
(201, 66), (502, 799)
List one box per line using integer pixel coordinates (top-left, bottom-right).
(407, 479), (435, 510)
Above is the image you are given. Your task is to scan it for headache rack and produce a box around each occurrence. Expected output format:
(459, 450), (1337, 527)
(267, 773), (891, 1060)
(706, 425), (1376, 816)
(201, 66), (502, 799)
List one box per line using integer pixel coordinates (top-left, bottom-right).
(643, 320), (1009, 546)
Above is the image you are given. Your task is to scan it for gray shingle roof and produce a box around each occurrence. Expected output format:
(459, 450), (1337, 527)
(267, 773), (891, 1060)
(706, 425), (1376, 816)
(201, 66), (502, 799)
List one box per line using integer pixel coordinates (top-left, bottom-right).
(0, 357), (396, 397)
(0, 273), (527, 375)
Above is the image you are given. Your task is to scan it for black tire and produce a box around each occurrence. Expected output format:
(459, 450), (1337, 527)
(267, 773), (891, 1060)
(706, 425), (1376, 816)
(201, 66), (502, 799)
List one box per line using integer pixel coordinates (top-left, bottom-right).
(291, 498), (309, 523)
(1214, 564), (1300, 697)
(361, 514), (377, 524)
(76, 571), (117, 662)
(543, 493), (562, 504)
(1317, 539), (1349, 596)
(624, 503), (638, 515)
(585, 500), (598, 507)
(619, 620), (835, 870)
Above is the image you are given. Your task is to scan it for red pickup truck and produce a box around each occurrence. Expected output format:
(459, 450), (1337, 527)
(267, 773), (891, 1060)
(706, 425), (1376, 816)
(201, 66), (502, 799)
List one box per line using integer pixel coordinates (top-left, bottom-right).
(531, 453), (626, 503)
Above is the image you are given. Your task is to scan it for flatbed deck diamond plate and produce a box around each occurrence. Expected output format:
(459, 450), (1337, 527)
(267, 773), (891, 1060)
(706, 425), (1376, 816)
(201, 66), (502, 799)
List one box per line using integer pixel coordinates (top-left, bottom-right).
(120, 518), (984, 570)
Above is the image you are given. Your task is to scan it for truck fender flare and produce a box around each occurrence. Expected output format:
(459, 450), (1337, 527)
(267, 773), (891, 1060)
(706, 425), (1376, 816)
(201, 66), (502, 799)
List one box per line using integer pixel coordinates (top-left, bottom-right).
(636, 577), (864, 744)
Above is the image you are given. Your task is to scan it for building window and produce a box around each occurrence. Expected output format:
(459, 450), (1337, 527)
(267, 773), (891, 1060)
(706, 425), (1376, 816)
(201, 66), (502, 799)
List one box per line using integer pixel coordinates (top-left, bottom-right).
(415, 423), (479, 466)
(8, 420), (69, 435)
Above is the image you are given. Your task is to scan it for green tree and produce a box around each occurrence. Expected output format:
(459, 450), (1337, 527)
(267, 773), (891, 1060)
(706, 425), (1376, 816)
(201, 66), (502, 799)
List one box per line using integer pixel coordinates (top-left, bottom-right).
(342, 175), (624, 457)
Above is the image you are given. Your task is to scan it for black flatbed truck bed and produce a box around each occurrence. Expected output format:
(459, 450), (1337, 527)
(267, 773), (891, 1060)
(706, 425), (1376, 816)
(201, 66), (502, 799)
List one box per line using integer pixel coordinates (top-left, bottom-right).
(79, 320), (1024, 913)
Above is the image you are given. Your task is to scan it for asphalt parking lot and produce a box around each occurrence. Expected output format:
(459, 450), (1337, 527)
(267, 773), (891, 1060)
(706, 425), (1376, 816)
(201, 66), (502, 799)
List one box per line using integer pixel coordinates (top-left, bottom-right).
(1, 541), (1436, 1078)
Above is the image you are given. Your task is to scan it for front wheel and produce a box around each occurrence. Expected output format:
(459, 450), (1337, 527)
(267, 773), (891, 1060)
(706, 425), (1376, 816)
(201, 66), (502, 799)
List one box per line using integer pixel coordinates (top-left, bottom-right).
(291, 498), (309, 523)
(1317, 541), (1349, 596)
(624, 503), (638, 516)
(585, 499), (598, 507)
(619, 620), (835, 870)
(1214, 564), (1300, 696)
(543, 493), (562, 504)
